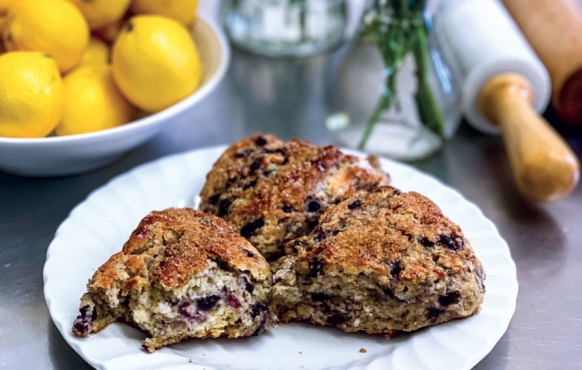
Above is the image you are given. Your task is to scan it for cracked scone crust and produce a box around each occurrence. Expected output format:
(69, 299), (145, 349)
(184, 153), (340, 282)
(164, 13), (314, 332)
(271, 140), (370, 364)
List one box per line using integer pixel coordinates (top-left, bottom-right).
(271, 186), (486, 335)
(72, 208), (276, 352)
(199, 134), (390, 261)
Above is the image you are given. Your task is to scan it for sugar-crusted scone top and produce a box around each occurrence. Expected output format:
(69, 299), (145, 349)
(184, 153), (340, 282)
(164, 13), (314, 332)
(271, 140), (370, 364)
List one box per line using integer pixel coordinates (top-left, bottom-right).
(118, 207), (272, 288)
(87, 208), (272, 296)
(288, 186), (484, 282)
(199, 134), (390, 261)
(273, 186), (485, 333)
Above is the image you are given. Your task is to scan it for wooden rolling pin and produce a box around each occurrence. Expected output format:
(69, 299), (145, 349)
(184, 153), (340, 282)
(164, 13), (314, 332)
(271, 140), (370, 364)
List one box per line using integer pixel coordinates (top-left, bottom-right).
(502, 0), (582, 125)
(479, 73), (579, 201)
(435, 0), (579, 202)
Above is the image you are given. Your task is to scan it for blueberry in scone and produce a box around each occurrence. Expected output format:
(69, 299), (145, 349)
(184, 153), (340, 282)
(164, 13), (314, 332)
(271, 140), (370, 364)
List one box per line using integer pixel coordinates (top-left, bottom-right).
(271, 186), (485, 335)
(199, 134), (390, 262)
(72, 208), (276, 352)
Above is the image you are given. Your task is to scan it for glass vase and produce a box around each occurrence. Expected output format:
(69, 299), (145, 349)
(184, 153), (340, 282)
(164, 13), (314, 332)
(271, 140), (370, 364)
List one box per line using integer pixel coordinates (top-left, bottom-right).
(325, 0), (461, 161)
(221, 0), (348, 57)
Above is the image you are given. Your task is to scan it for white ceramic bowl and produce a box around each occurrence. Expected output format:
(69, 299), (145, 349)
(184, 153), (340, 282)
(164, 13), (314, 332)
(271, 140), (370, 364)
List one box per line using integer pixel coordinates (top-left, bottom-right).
(0, 12), (230, 177)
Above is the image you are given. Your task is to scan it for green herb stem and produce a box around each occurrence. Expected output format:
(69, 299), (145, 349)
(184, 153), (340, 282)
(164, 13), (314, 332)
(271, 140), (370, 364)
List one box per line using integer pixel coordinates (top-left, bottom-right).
(411, 25), (444, 135)
(359, 0), (445, 150)
(358, 92), (391, 150)
(289, 0), (307, 42)
(359, 18), (403, 150)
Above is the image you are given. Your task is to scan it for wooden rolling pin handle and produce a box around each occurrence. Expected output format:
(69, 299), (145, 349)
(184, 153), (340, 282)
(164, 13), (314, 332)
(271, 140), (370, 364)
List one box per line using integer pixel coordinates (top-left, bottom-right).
(479, 73), (580, 202)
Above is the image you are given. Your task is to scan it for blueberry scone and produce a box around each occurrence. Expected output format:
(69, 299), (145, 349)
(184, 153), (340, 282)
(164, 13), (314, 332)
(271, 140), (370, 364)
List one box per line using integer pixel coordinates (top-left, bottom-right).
(199, 134), (389, 262)
(72, 208), (276, 352)
(271, 186), (485, 335)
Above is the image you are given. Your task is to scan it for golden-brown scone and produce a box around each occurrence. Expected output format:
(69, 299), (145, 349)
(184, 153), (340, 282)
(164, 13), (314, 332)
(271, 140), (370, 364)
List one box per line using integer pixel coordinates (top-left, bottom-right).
(199, 134), (390, 262)
(72, 208), (276, 352)
(271, 186), (485, 335)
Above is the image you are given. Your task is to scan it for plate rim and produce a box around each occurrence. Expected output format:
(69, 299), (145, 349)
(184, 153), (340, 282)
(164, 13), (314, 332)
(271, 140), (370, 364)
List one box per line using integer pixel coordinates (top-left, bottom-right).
(44, 145), (518, 370)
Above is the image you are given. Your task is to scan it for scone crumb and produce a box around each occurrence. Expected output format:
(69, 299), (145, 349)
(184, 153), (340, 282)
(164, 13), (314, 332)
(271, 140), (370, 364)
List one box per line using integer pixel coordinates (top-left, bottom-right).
(359, 348), (367, 353)
(188, 359), (193, 363)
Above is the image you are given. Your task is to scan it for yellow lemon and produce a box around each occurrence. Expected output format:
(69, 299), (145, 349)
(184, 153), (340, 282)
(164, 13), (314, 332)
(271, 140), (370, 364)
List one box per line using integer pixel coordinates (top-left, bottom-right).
(56, 64), (134, 136)
(78, 37), (109, 66)
(0, 0), (22, 15)
(112, 15), (202, 113)
(66, 0), (131, 31)
(0, 52), (63, 138)
(3, 0), (89, 73)
(130, 0), (199, 27)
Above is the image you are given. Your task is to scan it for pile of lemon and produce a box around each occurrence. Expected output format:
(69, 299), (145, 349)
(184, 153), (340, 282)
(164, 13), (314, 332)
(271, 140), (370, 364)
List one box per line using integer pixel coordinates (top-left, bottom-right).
(0, 0), (201, 138)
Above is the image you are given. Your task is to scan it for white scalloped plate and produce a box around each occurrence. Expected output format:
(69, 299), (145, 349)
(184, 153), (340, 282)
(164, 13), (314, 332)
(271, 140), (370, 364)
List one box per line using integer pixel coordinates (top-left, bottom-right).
(44, 146), (518, 370)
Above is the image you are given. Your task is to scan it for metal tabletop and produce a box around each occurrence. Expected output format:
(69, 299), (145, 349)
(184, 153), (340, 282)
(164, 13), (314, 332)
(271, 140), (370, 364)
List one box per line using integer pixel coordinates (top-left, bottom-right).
(1, 42), (582, 369)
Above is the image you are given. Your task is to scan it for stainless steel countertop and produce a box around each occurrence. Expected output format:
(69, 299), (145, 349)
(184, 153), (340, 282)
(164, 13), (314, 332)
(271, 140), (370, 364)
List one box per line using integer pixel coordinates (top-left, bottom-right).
(1, 47), (581, 370)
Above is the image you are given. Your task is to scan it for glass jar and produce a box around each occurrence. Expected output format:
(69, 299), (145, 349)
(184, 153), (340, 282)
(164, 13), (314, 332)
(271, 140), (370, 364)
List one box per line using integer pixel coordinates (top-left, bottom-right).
(325, 0), (461, 161)
(221, 0), (348, 57)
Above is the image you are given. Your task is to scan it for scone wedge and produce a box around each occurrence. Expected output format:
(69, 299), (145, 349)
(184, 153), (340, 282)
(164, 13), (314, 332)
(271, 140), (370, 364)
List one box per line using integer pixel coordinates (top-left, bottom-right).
(72, 208), (276, 352)
(271, 186), (485, 335)
(199, 134), (389, 262)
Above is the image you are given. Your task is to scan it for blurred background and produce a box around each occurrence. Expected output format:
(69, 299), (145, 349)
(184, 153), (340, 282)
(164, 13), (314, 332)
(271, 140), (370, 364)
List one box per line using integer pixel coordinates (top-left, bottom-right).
(1, 0), (581, 202)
